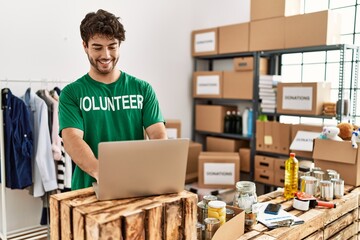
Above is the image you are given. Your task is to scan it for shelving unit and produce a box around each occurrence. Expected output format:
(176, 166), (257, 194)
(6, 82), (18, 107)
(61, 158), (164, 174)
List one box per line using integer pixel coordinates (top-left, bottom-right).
(192, 51), (261, 180)
(192, 44), (360, 184)
(260, 44), (360, 123)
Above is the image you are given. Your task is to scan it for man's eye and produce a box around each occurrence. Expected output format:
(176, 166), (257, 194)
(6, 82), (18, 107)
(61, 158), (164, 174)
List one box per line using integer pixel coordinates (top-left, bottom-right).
(93, 48), (102, 51)
(109, 46), (117, 50)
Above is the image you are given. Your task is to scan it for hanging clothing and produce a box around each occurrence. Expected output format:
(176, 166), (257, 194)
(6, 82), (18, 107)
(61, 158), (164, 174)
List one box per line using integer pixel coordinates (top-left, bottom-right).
(1, 88), (33, 189)
(21, 88), (57, 197)
(36, 89), (53, 137)
(43, 90), (62, 160)
(49, 89), (72, 190)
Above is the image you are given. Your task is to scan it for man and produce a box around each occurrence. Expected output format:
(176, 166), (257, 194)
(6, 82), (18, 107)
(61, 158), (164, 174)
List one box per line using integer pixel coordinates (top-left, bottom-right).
(58, 9), (167, 190)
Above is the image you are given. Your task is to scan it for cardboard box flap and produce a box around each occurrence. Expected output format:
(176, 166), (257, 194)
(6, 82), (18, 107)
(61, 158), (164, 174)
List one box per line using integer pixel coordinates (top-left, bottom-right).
(313, 139), (358, 164)
(212, 206), (245, 240)
(199, 152), (240, 161)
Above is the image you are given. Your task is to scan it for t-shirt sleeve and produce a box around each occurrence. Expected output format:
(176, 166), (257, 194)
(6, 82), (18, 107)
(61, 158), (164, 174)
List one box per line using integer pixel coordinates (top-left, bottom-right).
(58, 85), (84, 135)
(142, 83), (165, 128)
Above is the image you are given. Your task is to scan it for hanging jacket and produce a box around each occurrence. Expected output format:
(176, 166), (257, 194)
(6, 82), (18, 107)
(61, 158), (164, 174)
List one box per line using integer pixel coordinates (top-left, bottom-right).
(21, 88), (57, 197)
(1, 88), (33, 189)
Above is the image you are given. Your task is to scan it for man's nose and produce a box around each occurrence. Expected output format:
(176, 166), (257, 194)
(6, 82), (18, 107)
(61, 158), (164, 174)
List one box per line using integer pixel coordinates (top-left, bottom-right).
(101, 48), (111, 58)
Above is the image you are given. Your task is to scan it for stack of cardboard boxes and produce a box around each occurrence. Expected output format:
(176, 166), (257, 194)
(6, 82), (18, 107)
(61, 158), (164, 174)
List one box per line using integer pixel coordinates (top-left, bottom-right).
(192, 0), (341, 56)
(166, 120), (250, 189)
(255, 122), (323, 186)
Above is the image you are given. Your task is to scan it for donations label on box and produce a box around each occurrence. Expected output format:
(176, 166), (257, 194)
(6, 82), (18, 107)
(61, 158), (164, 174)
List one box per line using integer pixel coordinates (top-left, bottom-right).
(282, 87), (313, 110)
(197, 75), (220, 95)
(290, 130), (321, 152)
(195, 31), (216, 53)
(203, 163), (236, 185)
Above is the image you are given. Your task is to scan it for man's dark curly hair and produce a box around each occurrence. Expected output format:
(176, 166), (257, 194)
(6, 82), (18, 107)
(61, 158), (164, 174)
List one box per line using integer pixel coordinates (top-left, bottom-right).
(80, 9), (126, 47)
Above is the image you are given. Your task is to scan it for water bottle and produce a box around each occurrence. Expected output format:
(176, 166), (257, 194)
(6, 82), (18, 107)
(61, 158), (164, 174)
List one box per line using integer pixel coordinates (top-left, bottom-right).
(247, 108), (253, 136)
(242, 108), (249, 135)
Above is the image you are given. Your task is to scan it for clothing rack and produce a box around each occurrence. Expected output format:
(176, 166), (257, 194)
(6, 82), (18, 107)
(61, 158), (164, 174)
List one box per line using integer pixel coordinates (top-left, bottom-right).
(0, 78), (70, 240)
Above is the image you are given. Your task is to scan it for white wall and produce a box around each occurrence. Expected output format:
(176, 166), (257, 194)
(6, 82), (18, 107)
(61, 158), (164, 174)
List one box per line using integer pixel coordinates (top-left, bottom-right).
(0, 0), (249, 232)
(0, 0), (250, 139)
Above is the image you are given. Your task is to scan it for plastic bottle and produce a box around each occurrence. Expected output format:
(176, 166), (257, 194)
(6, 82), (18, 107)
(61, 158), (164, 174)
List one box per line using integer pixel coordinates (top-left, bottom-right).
(242, 108), (249, 135)
(235, 111), (242, 134)
(247, 108), (253, 136)
(231, 110), (237, 133)
(224, 111), (231, 133)
(284, 153), (299, 200)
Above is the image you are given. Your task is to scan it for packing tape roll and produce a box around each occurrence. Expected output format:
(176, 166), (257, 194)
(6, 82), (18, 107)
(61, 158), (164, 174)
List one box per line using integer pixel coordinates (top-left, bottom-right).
(293, 198), (309, 211)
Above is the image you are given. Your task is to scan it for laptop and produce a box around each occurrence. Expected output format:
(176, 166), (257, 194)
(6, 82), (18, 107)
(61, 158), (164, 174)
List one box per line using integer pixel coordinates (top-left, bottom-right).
(93, 138), (189, 200)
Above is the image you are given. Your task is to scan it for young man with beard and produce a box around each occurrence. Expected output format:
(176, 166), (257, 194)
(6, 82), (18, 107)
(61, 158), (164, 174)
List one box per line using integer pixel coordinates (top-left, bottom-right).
(59, 9), (167, 190)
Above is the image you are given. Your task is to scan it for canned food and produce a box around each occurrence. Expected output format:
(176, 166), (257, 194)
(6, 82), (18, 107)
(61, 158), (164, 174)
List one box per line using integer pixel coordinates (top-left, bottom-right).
(332, 178), (344, 199)
(225, 208), (235, 222)
(204, 218), (220, 240)
(320, 180), (333, 201)
(300, 176), (317, 196)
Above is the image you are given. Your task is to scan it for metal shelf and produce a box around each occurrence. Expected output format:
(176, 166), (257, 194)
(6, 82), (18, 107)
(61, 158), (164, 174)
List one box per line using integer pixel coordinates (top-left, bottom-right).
(195, 130), (252, 141)
(194, 51), (256, 60)
(260, 112), (336, 120)
(192, 44), (360, 183)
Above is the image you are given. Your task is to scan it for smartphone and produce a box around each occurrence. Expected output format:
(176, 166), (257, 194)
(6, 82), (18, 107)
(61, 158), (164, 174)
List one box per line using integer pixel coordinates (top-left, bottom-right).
(264, 203), (281, 215)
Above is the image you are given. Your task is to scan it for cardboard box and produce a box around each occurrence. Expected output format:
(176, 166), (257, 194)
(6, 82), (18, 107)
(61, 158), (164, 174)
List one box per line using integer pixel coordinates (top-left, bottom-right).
(233, 57), (268, 74)
(212, 206), (245, 239)
(274, 158), (286, 172)
(255, 168), (274, 185)
(313, 139), (360, 186)
(191, 27), (218, 56)
(223, 71), (253, 100)
(274, 171), (285, 187)
(256, 120), (265, 151)
(219, 22), (249, 54)
(193, 71), (223, 98)
(256, 121), (291, 154)
(272, 122), (291, 155)
(263, 121), (274, 152)
(198, 152), (240, 189)
(249, 17), (285, 51)
(277, 82), (331, 115)
(239, 148), (251, 172)
(255, 155), (275, 170)
(165, 119), (181, 139)
(251, 0), (301, 21)
(291, 124), (323, 158)
(206, 136), (249, 152)
(186, 142), (203, 184)
(195, 105), (237, 133)
(285, 10), (341, 48)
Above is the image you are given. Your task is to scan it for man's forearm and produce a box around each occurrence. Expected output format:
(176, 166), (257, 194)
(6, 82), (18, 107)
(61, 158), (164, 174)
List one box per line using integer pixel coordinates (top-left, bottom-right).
(62, 129), (99, 181)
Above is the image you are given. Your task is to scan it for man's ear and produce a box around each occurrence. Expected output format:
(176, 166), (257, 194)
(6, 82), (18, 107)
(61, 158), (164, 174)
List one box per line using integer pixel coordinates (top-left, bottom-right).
(82, 41), (88, 53)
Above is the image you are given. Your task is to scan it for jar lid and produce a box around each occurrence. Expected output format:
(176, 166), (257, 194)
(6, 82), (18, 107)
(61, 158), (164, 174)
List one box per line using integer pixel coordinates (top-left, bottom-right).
(300, 176), (317, 182)
(203, 195), (217, 205)
(236, 181), (255, 189)
(208, 200), (226, 209)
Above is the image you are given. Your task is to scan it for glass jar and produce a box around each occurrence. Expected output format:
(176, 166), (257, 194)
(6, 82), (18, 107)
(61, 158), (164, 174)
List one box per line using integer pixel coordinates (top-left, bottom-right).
(208, 200), (226, 225)
(233, 181), (258, 226)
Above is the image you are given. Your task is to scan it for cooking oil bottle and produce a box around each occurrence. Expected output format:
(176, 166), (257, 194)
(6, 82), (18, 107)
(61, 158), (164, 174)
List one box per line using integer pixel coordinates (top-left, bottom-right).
(284, 152), (299, 200)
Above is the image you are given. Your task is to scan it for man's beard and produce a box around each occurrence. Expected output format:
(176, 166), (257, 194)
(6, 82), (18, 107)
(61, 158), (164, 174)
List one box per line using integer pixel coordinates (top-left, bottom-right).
(88, 55), (119, 75)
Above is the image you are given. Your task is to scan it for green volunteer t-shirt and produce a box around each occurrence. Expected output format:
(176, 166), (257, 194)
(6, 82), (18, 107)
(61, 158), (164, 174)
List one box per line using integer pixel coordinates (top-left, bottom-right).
(58, 71), (164, 190)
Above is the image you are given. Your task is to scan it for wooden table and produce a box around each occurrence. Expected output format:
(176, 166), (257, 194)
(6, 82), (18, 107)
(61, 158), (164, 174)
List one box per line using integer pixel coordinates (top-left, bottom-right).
(239, 185), (360, 240)
(49, 188), (198, 240)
